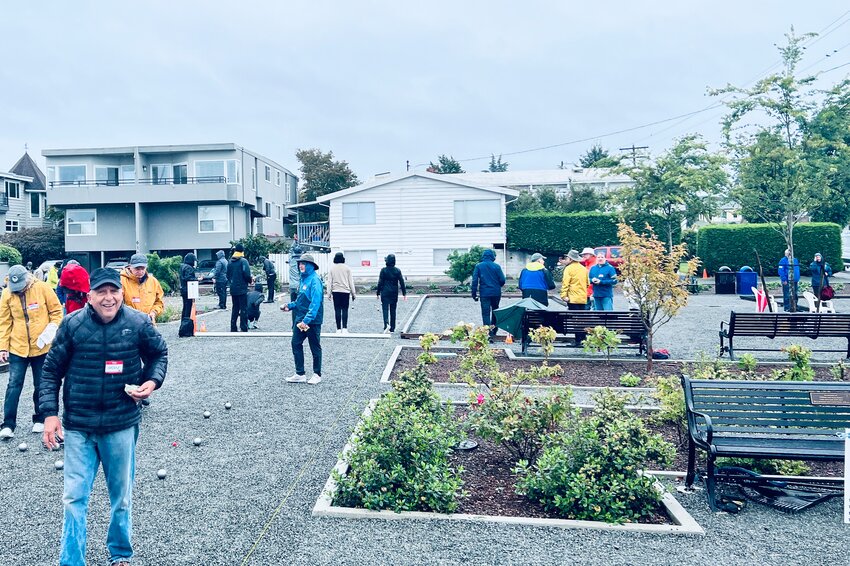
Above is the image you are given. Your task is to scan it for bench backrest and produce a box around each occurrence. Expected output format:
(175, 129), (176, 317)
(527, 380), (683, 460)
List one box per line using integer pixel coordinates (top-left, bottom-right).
(682, 377), (850, 439)
(524, 310), (646, 336)
(728, 311), (850, 338)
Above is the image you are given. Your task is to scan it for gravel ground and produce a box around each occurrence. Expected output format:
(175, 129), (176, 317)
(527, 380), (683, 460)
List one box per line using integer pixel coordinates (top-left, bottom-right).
(1, 293), (849, 565)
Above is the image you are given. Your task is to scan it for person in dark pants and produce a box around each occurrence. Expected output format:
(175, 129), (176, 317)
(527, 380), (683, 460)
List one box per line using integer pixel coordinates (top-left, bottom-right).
(283, 254), (323, 385)
(288, 244), (303, 303)
(213, 250), (228, 309)
(778, 249), (800, 312)
(471, 249), (506, 340)
(179, 253), (197, 320)
(377, 254), (406, 333)
(0, 265), (63, 440)
(246, 283), (264, 329)
(261, 256), (277, 303)
(518, 253), (555, 306)
(327, 252), (356, 333)
(227, 244), (253, 332)
(809, 253), (833, 301)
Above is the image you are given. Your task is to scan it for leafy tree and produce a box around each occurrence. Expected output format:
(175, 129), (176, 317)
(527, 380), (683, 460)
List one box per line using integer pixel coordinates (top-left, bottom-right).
(427, 155), (465, 174)
(146, 253), (182, 294)
(578, 144), (622, 168)
(0, 243), (23, 266)
(0, 227), (65, 266)
(613, 134), (727, 251)
(805, 85), (850, 226)
(295, 148), (358, 203)
(618, 223), (698, 371)
(45, 206), (65, 228)
(565, 185), (601, 212)
(508, 189), (541, 213)
(229, 233), (276, 264)
(488, 154), (509, 172)
(445, 245), (487, 284)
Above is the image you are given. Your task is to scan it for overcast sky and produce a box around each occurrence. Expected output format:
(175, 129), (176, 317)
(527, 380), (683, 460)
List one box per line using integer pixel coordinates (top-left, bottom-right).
(1, 1), (848, 180)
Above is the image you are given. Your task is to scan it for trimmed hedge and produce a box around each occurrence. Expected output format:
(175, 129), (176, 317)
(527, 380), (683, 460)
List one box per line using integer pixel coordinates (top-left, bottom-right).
(507, 212), (680, 256)
(696, 223), (844, 275)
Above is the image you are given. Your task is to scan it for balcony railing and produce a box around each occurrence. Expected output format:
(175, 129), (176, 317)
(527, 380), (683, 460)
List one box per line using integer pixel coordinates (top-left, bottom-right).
(49, 176), (228, 187)
(0, 192), (8, 210)
(297, 221), (330, 249)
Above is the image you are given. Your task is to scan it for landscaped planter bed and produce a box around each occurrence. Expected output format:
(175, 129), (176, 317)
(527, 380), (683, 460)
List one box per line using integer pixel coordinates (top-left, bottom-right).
(387, 348), (845, 387)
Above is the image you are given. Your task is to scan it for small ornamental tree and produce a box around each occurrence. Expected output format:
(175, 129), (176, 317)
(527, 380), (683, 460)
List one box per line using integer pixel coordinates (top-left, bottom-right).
(618, 223), (699, 370)
(445, 245), (486, 284)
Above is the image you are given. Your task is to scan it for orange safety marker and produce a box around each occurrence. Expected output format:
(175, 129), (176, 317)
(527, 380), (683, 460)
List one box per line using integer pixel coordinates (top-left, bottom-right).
(505, 334), (513, 344)
(191, 303), (198, 332)
(702, 268), (709, 279)
(199, 320), (207, 332)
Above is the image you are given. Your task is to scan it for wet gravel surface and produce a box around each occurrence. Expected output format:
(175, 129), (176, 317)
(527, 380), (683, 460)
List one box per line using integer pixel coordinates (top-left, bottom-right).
(1, 293), (849, 565)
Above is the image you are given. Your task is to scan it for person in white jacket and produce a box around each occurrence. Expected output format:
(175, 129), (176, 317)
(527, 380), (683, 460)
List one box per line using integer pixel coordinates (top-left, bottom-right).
(327, 252), (357, 333)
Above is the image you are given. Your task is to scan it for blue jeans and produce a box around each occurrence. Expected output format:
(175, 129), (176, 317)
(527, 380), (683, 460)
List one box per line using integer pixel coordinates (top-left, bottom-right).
(61, 425), (138, 566)
(479, 296), (501, 336)
(292, 324), (322, 375)
(594, 296), (614, 311)
(782, 281), (798, 312)
(1, 353), (46, 431)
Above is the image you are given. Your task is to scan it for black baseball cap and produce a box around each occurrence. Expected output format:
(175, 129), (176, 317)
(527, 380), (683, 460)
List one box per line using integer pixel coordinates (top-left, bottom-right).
(90, 268), (121, 290)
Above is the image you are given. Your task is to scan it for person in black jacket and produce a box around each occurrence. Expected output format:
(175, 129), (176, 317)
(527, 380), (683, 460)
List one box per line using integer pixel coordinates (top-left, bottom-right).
(179, 252), (197, 320)
(261, 256), (277, 303)
(213, 250), (228, 309)
(246, 283), (265, 329)
(376, 254), (406, 333)
(227, 243), (253, 332)
(39, 268), (168, 566)
(471, 249), (506, 339)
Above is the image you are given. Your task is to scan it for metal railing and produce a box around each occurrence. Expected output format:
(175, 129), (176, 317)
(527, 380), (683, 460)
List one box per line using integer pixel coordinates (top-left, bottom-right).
(0, 192), (8, 208)
(297, 221), (330, 248)
(49, 176), (228, 187)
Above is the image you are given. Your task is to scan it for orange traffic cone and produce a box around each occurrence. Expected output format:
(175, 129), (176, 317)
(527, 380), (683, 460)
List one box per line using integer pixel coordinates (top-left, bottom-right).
(702, 268), (709, 279)
(191, 304), (198, 333)
(505, 334), (514, 344)
(199, 320), (207, 333)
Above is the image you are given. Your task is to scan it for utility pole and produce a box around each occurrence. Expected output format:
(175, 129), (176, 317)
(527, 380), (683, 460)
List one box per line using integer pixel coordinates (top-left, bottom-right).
(618, 144), (649, 167)
(406, 160), (410, 172)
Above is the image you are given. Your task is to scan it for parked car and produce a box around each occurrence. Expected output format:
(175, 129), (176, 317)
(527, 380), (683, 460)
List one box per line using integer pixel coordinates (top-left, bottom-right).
(195, 259), (217, 284)
(594, 246), (623, 271)
(34, 259), (64, 282)
(105, 259), (129, 272)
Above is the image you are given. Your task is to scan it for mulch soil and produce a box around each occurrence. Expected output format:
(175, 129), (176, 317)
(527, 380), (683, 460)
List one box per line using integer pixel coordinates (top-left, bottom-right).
(390, 348), (845, 387)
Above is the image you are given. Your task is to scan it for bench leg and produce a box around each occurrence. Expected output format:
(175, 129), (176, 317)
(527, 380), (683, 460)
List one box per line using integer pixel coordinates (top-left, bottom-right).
(685, 439), (697, 488)
(705, 455), (719, 512)
(727, 337), (735, 361)
(718, 331), (726, 357)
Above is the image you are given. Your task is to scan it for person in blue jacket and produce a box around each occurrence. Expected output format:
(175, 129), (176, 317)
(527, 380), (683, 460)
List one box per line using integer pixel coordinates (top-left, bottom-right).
(518, 253), (555, 306)
(588, 253), (618, 310)
(282, 253), (324, 385)
(471, 249), (506, 339)
(778, 249), (800, 312)
(809, 253), (833, 300)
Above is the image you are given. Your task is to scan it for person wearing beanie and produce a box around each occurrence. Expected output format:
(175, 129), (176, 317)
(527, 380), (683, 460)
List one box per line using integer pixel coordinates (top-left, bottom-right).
(471, 249), (506, 340)
(59, 262), (90, 314)
(261, 255), (277, 303)
(327, 251), (356, 333)
(213, 250), (228, 309)
(120, 253), (164, 323)
(282, 253), (324, 384)
(246, 283), (265, 329)
(809, 252), (833, 301)
(179, 253), (197, 321)
(0, 265), (63, 439)
(376, 254), (406, 333)
(288, 244), (304, 302)
(227, 244), (253, 332)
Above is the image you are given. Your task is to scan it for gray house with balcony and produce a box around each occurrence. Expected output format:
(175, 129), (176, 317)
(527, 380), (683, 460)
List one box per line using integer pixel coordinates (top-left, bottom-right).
(0, 152), (50, 233)
(43, 143), (297, 269)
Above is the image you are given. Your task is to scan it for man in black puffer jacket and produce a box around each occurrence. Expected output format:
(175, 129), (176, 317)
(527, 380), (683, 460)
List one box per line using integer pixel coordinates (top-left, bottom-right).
(227, 243), (253, 332)
(38, 268), (168, 566)
(179, 252), (197, 321)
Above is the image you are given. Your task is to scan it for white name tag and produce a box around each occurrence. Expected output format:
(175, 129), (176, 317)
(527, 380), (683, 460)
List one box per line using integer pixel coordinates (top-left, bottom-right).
(105, 361), (124, 374)
(131, 297), (141, 304)
(27, 303), (39, 311)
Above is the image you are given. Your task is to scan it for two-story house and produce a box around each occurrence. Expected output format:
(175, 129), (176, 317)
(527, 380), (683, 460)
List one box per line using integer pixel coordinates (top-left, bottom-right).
(43, 143), (298, 269)
(0, 152), (50, 233)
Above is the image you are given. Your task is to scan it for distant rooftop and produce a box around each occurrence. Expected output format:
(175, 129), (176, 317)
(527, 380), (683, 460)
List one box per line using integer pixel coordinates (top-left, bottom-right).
(9, 152), (46, 191)
(448, 168), (633, 187)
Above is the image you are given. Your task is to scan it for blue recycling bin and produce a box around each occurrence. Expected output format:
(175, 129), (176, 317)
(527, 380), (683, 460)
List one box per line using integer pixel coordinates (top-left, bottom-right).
(736, 266), (757, 296)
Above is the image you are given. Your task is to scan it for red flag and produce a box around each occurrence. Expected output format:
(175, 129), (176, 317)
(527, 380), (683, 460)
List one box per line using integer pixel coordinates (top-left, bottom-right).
(755, 289), (768, 312)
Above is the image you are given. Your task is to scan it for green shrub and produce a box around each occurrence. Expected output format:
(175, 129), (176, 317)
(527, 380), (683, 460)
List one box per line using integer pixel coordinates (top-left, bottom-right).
(155, 305), (179, 324)
(146, 253), (182, 294)
(651, 376), (686, 444)
(684, 352), (734, 380)
(737, 354), (758, 375)
(771, 345), (815, 381)
(829, 360), (848, 381)
(619, 373), (641, 387)
(0, 228), (64, 266)
(716, 457), (810, 476)
(0, 243), (23, 266)
(230, 233), (276, 264)
(696, 223), (843, 275)
(582, 326), (621, 363)
(514, 389), (674, 523)
(445, 246), (486, 284)
(530, 325), (557, 359)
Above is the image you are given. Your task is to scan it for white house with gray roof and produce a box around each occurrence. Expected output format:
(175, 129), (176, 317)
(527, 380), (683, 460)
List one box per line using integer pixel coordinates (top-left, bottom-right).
(0, 153), (50, 233)
(43, 143), (297, 270)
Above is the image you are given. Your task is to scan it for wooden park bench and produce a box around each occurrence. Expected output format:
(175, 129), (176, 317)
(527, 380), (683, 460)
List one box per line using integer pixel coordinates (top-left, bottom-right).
(719, 311), (850, 360)
(521, 310), (647, 355)
(681, 376), (849, 511)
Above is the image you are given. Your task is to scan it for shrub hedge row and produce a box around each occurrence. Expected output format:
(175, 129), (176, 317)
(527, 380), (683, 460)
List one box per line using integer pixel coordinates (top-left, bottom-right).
(507, 212), (679, 255)
(696, 223), (844, 275)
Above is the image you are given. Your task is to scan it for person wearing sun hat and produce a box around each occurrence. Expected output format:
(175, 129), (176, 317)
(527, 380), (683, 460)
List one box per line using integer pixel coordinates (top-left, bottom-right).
(0, 264), (63, 440)
(580, 247), (596, 309)
(282, 253), (324, 384)
(561, 249), (589, 310)
(518, 252), (555, 306)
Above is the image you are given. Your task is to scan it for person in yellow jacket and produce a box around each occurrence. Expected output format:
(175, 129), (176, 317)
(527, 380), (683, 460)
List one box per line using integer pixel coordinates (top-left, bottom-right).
(0, 264), (63, 439)
(47, 261), (61, 290)
(120, 254), (164, 324)
(560, 249), (589, 309)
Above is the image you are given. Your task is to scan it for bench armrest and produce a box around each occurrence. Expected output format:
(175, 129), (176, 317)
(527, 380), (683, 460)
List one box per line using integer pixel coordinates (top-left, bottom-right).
(687, 410), (713, 448)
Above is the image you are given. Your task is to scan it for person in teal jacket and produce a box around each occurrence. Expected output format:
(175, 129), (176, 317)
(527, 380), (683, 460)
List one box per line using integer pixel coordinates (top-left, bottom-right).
(282, 253), (324, 385)
(809, 253), (833, 300)
(588, 253), (618, 310)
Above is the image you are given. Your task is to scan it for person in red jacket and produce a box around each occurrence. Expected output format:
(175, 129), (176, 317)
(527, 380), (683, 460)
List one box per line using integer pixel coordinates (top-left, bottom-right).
(58, 262), (90, 314)
(580, 247), (596, 310)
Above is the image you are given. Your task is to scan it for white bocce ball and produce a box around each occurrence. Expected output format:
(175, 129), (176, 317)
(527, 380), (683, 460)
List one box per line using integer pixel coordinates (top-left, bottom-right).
(17, 442), (27, 452)
(54, 459), (64, 470)
(157, 468), (167, 480)
(203, 410), (211, 419)
(224, 402), (232, 410)
(193, 437), (202, 446)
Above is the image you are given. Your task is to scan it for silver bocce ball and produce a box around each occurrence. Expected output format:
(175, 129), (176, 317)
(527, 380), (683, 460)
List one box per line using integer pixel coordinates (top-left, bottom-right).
(54, 459), (64, 470)
(203, 410), (211, 419)
(193, 437), (202, 446)
(17, 442), (27, 452)
(157, 468), (167, 480)
(224, 402), (232, 410)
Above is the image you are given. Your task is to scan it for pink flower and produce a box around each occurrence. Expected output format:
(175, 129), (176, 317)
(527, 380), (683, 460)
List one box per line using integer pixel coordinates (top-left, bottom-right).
(476, 393), (485, 405)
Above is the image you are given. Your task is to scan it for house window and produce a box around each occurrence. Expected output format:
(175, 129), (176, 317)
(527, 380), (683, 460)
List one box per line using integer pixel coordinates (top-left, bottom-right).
(95, 166), (119, 186)
(194, 160), (240, 183)
(5, 220), (19, 232)
(5, 180), (20, 199)
(344, 250), (378, 268)
(453, 199), (501, 227)
(151, 164), (171, 185)
(251, 167), (257, 190)
(275, 170), (281, 186)
(30, 193), (42, 218)
(226, 160), (240, 184)
(342, 202), (376, 225)
(433, 248), (465, 267)
(265, 203), (272, 217)
(120, 165), (135, 182)
(198, 205), (230, 233)
(56, 165), (86, 186)
(264, 165), (271, 182)
(67, 209), (97, 236)
(173, 164), (188, 184)
(276, 205), (282, 220)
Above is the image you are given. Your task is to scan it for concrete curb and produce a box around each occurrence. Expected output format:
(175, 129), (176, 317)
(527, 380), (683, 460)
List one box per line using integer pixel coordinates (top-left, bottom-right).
(312, 399), (704, 536)
(195, 331), (390, 338)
